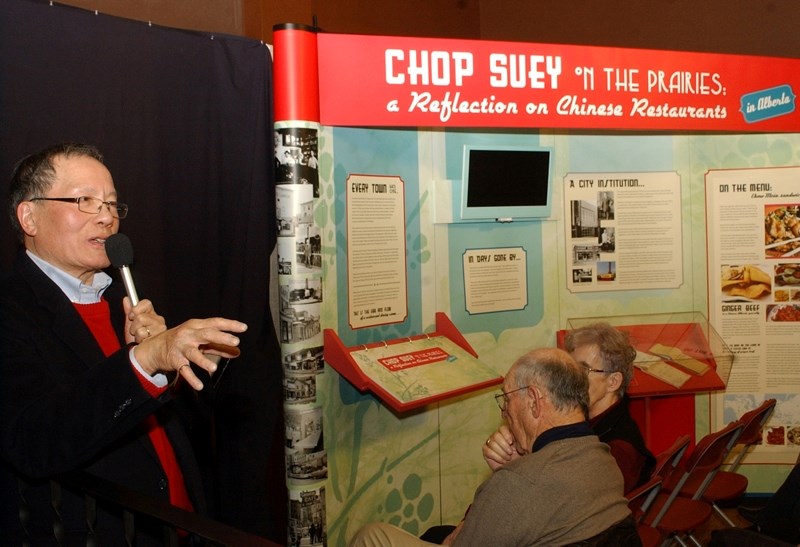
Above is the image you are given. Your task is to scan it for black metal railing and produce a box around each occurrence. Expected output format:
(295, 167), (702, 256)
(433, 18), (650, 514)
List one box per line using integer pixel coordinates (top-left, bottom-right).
(24, 471), (284, 547)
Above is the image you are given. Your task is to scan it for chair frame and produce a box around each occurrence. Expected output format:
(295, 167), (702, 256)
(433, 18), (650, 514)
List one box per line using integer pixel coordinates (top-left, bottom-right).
(627, 476), (664, 547)
(680, 421), (745, 502)
(725, 399), (777, 473)
(648, 422), (744, 547)
(706, 399), (777, 526)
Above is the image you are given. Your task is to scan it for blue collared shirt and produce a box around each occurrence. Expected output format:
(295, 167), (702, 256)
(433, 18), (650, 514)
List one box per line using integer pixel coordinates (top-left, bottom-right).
(27, 250), (111, 303)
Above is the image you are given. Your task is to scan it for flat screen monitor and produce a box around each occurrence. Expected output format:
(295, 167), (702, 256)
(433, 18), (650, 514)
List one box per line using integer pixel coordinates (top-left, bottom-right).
(460, 145), (553, 221)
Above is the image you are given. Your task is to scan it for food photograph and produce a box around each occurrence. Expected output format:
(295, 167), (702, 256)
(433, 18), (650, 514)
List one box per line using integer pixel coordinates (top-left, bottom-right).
(721, 264), (772, 301)
(765, 204), (800, 258)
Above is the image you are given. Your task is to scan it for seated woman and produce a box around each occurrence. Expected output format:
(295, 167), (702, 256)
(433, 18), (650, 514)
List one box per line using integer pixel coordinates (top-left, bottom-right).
(484, 323), (655, 494)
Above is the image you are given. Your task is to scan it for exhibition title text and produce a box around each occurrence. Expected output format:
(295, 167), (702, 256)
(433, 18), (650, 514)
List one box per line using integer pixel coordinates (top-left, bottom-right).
(384, 49), (727, 123)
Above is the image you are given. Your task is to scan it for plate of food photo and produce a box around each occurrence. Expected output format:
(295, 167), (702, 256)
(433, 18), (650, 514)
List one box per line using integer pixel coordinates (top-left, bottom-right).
(765, 205), (800, 258)
(774, 263), (800, 286)
(767, 303), (800, 322)
(721, 264), (772, 302)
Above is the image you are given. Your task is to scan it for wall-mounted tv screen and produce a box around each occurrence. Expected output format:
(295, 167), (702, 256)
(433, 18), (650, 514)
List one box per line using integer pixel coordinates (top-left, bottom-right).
(460, 145), (553, 221)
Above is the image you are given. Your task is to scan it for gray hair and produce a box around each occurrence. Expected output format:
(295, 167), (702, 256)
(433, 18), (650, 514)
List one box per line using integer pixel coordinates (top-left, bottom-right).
(511, 348), (589, 419)
(564, 322), (636, 396)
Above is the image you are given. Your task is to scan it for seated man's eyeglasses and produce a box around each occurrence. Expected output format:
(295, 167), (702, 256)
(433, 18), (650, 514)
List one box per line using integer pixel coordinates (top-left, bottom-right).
(494, 385), (531, 411)
(29, 196), (129, 219)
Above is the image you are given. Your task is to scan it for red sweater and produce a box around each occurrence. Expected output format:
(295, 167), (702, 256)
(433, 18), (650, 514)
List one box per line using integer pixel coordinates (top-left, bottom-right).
(73, 300), (193, 513)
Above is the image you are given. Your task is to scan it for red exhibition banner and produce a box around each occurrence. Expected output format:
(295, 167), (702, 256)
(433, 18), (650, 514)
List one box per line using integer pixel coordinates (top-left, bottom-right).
(316, 33), (800, 132)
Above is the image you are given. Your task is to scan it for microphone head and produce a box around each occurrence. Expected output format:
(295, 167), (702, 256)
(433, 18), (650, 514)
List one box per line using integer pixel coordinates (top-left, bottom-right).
(105, 233), (135, 268)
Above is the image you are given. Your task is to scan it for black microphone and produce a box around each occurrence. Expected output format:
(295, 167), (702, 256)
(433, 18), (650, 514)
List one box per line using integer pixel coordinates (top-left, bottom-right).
(105, 233), (140, 306)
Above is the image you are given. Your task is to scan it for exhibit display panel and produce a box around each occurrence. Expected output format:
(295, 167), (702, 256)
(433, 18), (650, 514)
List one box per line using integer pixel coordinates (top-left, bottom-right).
(324, 313), (502, 412)
(273, 25), (800, 546)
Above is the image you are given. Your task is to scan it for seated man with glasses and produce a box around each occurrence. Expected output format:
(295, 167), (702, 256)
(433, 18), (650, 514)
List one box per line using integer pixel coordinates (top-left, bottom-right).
(0, 143), (247, 546)
(349, 348), (639, 547)
(485, 323), (654, 495)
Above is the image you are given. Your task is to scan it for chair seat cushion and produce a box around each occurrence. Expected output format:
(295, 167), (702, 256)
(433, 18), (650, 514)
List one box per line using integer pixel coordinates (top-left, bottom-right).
(679, 470), (748, 502)
(644, 493), (712, 533)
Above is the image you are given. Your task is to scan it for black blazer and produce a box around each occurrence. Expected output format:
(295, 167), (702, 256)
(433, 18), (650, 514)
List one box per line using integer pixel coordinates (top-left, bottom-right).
(0, 250), (206, 546)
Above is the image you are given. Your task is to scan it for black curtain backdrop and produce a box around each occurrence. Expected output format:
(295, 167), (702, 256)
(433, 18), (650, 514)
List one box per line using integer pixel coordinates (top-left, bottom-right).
(0, 0), (285, 540)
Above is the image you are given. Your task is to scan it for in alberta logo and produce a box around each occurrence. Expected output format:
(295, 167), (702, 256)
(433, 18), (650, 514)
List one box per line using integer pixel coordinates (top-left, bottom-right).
(740, 85), (796, 123)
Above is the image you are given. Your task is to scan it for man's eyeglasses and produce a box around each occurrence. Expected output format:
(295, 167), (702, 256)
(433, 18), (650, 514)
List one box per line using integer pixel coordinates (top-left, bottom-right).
(494, 385), (531, 411)
(580, 362), (612, 374)
(30, 196), (128, 219)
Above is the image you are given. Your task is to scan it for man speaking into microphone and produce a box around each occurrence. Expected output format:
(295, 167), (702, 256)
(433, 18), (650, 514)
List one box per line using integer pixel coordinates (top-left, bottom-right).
(0, 143), (246, 545)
